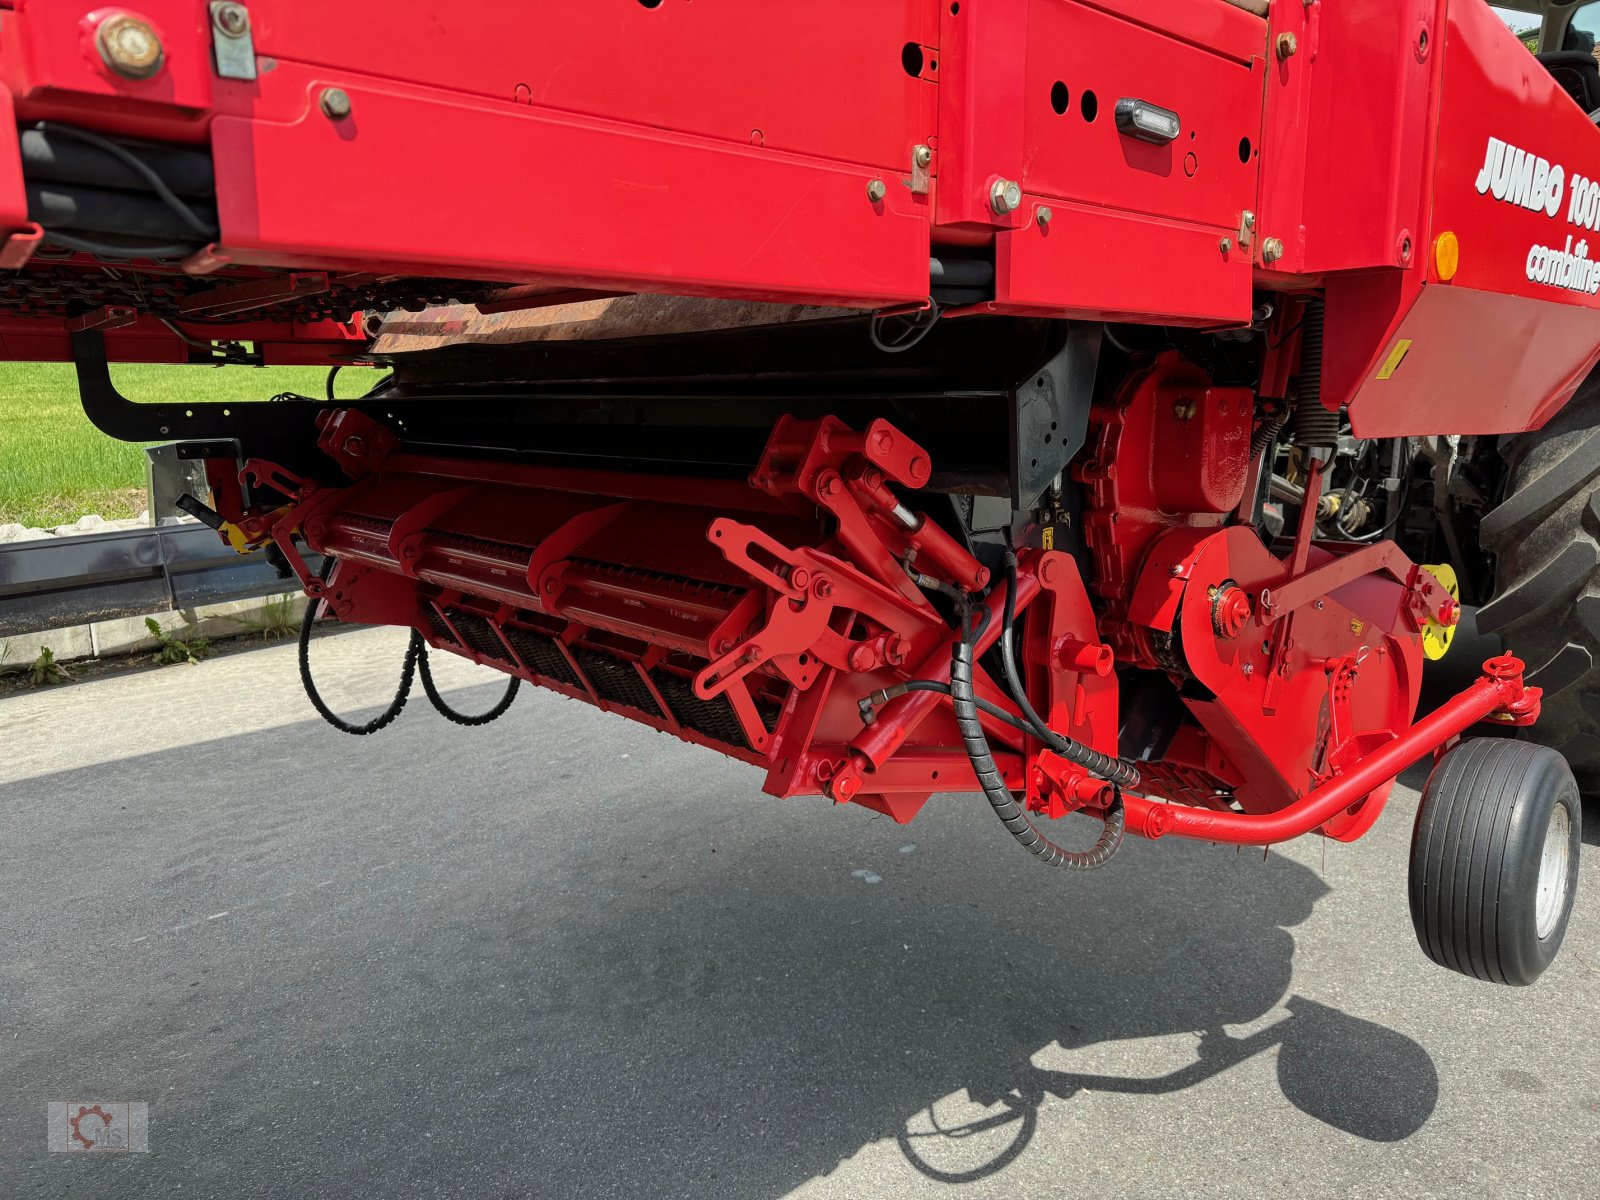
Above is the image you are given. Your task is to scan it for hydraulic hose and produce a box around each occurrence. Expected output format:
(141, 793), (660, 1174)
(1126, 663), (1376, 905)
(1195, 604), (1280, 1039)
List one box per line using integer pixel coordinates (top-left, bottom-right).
(998, 553), (1140, 789)
(416, 641), (520, 726)
(860, 679), (1038, 741)
(951, 637), (1125, 870)
(300, 553), (516, 731)
(299, 600), (419, 735)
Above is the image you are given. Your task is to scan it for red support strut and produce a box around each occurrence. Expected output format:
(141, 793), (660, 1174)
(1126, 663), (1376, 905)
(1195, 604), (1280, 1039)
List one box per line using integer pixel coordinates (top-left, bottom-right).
(1121, 655), (1542, 845)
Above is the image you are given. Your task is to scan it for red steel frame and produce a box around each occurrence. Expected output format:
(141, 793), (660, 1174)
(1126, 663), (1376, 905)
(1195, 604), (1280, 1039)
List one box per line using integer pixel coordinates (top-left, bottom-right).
(0, 1), (1583, 848)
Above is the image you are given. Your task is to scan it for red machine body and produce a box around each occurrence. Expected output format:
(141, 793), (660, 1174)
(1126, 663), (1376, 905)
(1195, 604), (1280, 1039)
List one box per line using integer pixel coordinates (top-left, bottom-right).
(0, 2), (1580, 864)
(0, 1), (1592, 400)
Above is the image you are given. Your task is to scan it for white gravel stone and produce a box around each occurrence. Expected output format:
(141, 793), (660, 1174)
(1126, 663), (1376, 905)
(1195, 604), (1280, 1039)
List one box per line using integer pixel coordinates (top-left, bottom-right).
(0, 523), (54, 544)
(49, 514), (105, 535)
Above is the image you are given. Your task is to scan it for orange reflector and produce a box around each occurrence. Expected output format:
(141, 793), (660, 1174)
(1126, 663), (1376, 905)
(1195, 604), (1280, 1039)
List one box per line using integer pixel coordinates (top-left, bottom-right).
(1433, 231), (1460, 282)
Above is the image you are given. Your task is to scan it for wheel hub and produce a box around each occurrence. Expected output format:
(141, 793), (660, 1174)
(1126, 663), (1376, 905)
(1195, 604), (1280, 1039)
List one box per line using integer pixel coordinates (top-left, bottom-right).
(1536, 802), (1573, 940)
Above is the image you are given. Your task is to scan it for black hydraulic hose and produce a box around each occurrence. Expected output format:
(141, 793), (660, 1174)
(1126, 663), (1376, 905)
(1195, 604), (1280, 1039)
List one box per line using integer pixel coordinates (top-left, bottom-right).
(860, 678), (1035, 741)
(299, 601), (419, 735)
(416, 642), (520, 726)
(951, 637), (1125, 870)
(25, 181), (218, 241)
(27, 121), (217, 233)
(20, 125), (215, 198)
(38, 229), (198, 260)
(998, 553), (1140, 788)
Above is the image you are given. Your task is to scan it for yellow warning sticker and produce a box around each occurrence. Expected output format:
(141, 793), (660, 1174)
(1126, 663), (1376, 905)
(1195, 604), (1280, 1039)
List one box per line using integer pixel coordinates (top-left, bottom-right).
(1042, 527), (1055, 550)
(1376, 338), (1414, 380)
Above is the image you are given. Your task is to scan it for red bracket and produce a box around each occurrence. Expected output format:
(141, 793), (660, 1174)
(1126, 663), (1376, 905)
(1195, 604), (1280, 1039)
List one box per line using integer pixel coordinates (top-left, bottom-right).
(696, 518), (944, 700)
(750, 415), (986, 603)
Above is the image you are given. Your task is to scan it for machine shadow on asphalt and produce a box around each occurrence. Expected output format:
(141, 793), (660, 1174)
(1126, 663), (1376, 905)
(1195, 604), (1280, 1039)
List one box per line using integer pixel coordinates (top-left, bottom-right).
(896, 994), (1436, 1183)
(0, 693), (1443, 1196)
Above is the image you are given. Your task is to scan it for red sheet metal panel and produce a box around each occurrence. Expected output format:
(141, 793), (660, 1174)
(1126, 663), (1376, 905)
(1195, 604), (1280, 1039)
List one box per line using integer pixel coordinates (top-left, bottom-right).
(1332, 0), (1600, 436)
(209, 63), (932, 306)
(990, 0), (1264, 324)
(0, 0), (217, 140)
(932, 0), (1028, 232)
(1430, 1), (1600, 311)
(249, 0), (939, 172)
(1020, 0), (1263, 230)
(995, 198), (1254, 325)
(1256, 0), (1440, 277)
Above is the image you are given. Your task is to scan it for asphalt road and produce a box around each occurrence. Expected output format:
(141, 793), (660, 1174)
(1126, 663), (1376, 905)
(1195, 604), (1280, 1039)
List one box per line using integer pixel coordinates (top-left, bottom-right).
(2, 627), (1597, 1199)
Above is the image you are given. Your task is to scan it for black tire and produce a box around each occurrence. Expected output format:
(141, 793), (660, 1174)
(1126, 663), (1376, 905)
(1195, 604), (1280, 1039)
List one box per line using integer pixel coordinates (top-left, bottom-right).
(1409, 739), (1581, 986)
(1479, 373), (1600, 793)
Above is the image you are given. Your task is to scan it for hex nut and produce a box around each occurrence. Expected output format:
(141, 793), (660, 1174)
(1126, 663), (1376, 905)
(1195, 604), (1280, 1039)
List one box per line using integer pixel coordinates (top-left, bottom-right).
(989, 178), (1022, 215)
(319, 87), (352, 120)
(1261, 237), (1286, 264)
(866, 178), (888, 203)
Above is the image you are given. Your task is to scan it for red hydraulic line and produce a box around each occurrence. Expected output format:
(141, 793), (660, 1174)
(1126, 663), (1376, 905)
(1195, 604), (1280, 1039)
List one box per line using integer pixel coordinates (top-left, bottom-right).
(1121, 657), (1537, 845)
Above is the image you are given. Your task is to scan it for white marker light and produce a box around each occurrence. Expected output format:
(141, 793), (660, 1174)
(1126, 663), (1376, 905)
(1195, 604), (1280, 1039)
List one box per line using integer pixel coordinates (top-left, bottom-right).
(1115, 99), (1182, 145)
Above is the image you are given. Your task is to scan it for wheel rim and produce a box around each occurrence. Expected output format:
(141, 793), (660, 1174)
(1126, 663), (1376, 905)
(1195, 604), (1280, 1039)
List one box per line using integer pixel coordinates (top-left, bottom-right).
(1535, 802), (1573, 940)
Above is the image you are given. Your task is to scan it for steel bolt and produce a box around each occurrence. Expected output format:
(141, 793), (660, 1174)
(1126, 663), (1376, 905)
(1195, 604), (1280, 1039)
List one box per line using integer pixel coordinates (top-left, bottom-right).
(1219, 236), (1233, 254)
(1169, 563), (1185, 578)
(1173, 398), (1197, 421)
(319, 87), (353, 120)
(1036, 206), (1053, 228)
(866, 178), (888, 203)
(989, 178), (1023, 215)
(913, 144), (933, 169)
(213, 2), (250, 37)
(97, 14), (164, 79)
(1276, 32), (1299, 60)
(1261, 237), (1285, 264)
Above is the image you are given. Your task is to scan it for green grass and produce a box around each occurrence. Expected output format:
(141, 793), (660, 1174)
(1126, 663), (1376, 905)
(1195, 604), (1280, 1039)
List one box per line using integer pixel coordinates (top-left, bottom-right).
(0, 362), (381, 528)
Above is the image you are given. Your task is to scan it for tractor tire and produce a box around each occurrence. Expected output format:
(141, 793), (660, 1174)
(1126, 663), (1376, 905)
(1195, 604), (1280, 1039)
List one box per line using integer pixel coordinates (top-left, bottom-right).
(1478, 373), (1600, 794)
